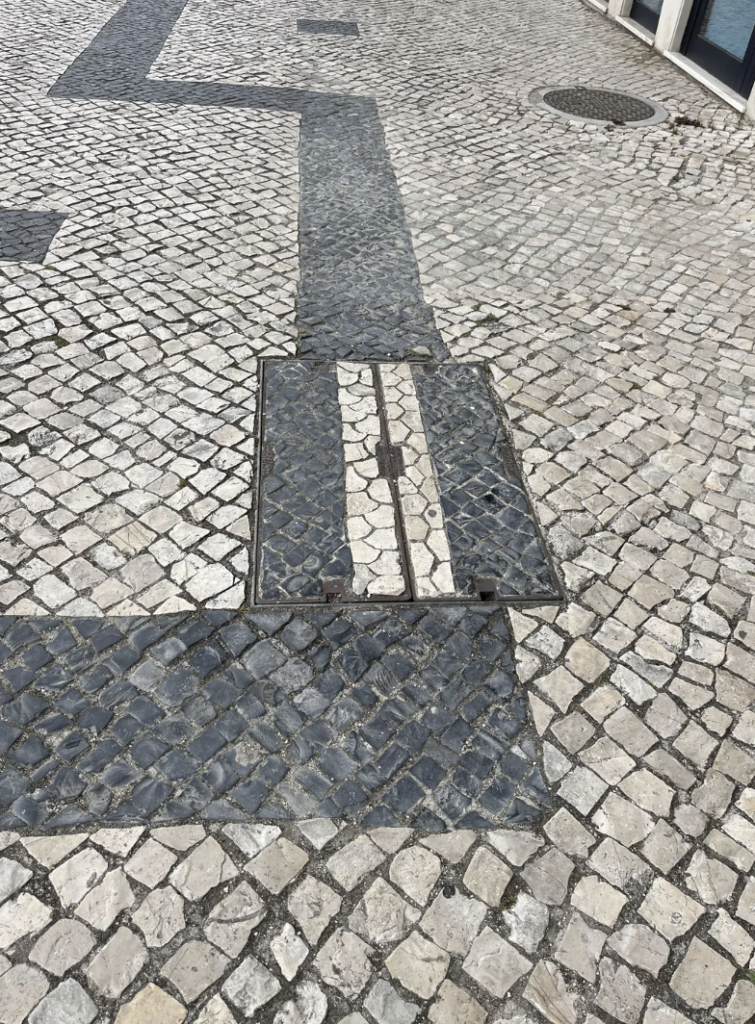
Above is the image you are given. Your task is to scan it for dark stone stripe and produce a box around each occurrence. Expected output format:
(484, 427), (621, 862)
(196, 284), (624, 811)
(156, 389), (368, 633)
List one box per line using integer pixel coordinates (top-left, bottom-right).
(48, 0), (446, 362)
(0, 609), (546, 831)
(413, 364), (560, 600)
(298, 98), (446, 361)
(257, 362), (352, 602)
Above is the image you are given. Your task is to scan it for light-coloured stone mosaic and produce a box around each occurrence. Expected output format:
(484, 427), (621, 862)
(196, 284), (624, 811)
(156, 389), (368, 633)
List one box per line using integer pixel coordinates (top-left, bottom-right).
(378, 362), (456, 599)
(336, 362), (405, 598)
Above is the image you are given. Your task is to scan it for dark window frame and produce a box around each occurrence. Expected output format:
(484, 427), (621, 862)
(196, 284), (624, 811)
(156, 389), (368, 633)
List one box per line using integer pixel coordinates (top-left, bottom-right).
(682, 0), (755, 96)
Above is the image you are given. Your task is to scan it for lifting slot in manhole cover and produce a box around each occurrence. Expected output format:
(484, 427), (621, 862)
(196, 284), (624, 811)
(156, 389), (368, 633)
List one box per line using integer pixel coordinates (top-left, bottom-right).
(254, 360), (561, 605)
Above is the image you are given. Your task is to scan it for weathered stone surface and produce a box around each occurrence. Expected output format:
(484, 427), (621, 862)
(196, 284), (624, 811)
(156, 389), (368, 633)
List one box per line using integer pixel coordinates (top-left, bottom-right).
(523, 960), (578, 1024)
(90, 827), (144, 857)
(522, 849), (574, 906)
(503, 892), (550, 953)
(314, 929), (373, 999)
(171, 838), (238, 901)
(27, 979), (97, 1024)
(428, 980), (486, 1024)
(736, 877), (755, 926)
(271, 923), (309, 981)
(348, 878), (420, 945)
(709, 909), (754, 966)
(86, 926), (147, 998)
(420, 891), (487, 955)
(641, 822), (690, 875)
(273, 980), (328, 1024)
(0, 894), (52, 950)
(194, 995), (237, 1024)
(643, 997), (693, 1024)
(326, 837), (385, 891)
(639, 879), (704, 940)
(368, 829), (414, 855)
(596, 959), (646, 1024)
(223, 824), (281, 859)
(713, 981), (755, 1024)
(364, 980), (419, 1024)
(247, 838), (309, 895)
(0, 965), (49, 1024)
(162, 940), (230, 1004)
(153, 825), (206, 851)
(544, 809), (596, 858)
(487, 830), (544, 866)
(289, 877), (342, 944)
(204, 882), (266, 956)
(463, 846), (513, 906)
(222, 957), (282, 1017)
(619, 769), (674, 817)
(558, 767), (608, 815)
(29, 919), (95, 977)
(571, 875), (627, 927)
(607, 924), (669, 978)
(420, 832), (476, 864)
(592, 792), (654, 847)
(49, 850), (107, 907)
(75, 869), (135, 931)
(463, 927), (532, 999)
(670, 938), (736, 1010)
(555, 911), (606, 983)
(132, 886), (185, 948)
(296, 820), (340, 852)
(589, 839), (653, 890)
(386, 930), (450, 999)
(684, 850), (737, 904)
(114, 983), (187, 1024)
(21, 836), (86, 869)
(125, 838), (177, 888)
(389, 846), (441, 905)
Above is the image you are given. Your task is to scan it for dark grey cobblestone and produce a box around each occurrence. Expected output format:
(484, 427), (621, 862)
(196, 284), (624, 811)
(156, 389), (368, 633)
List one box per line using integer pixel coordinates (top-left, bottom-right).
(414, 364), (560, 600)
(0, 210), (67, 263)
(257, 361), (353, 602)
(297, 97), (447, 361)
(0, 609), (546, 831)
(297, 19), (360, 37)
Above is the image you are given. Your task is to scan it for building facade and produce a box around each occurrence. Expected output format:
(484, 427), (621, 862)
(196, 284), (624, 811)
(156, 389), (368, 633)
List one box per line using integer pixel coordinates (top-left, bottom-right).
(592, 0), (755, 117)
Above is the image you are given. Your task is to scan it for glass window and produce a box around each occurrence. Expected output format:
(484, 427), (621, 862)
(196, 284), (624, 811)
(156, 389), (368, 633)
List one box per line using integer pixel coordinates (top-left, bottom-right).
(700, 0), (755, 61)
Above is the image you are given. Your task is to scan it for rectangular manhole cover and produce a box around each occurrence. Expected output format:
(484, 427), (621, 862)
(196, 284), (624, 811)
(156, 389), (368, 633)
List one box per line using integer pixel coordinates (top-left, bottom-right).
(254, 360), (560, 605)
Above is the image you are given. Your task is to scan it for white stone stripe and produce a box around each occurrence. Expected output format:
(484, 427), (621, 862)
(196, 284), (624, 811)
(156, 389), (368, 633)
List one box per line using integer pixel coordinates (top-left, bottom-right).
(378, 363), (457, 598)
(335, 362), (405, 598)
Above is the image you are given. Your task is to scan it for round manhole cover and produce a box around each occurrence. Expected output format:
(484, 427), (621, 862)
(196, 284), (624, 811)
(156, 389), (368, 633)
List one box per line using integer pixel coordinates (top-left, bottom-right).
(531, 86), (667, 126)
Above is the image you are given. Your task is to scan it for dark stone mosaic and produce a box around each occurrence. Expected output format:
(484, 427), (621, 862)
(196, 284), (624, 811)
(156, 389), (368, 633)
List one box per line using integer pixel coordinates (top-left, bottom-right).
(543, 86), (656, 124)
(298, 19), (360, 37)
(414, 364), (560, 600)
(298, 97), (447, 361)
(0, 609), (547, 831)
(49, 0), (446, 362)
(257, 361), (353, 602)
(0, 210), (67, 264)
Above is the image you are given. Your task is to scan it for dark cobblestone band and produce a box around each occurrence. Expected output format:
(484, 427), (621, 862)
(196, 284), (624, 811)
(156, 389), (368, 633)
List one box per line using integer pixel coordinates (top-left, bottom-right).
(0, 609), (546, 832)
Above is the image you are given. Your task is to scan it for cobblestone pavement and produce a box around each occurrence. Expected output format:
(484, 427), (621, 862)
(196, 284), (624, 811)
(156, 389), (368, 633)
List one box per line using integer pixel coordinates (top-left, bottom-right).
(2, 0), (755, 1021)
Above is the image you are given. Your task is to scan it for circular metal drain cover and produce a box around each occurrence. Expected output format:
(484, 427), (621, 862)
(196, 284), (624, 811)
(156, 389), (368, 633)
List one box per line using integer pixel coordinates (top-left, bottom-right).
(531, 85), (666, 126)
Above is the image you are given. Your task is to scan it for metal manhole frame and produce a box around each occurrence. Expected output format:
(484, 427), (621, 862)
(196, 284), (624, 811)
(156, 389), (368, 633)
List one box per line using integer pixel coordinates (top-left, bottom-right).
(530, 84), (668, 127)
(250, 357), (565, 609)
